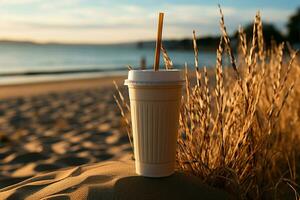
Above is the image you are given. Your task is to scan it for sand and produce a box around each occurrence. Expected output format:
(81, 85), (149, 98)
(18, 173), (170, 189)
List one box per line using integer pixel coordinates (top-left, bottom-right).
(0, 161), (228, 200)
(0, 76), (228, 199)
(0, 76), (131, 185)
(0, 76), (125, 99)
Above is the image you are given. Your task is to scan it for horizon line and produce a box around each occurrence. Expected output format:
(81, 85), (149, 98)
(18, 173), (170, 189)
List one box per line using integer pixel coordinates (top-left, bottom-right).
(0, 35), (223, 46)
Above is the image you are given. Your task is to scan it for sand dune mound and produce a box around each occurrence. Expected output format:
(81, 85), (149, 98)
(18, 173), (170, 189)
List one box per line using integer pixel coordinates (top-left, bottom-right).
(0, 161), (229, 200)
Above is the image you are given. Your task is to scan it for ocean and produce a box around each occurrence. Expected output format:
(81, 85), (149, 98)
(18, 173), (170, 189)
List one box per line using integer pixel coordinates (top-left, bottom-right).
(0, 42), (216, 85)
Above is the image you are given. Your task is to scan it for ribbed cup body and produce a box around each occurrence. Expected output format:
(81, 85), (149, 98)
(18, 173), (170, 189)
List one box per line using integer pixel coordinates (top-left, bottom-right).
(128, 84), (182, 177)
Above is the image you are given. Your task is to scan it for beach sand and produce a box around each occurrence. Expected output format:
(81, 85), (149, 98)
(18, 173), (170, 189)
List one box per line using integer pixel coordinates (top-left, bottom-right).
(0, 76), (228, 199)
(0, 160), (228, 200)
(0, 76), (131, 185)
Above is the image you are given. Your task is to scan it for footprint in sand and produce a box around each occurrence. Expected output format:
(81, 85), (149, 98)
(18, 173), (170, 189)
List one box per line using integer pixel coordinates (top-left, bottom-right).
(8, 152), (49, 164)
(55, 156), (90, 166)
(34, 163), (62, 172)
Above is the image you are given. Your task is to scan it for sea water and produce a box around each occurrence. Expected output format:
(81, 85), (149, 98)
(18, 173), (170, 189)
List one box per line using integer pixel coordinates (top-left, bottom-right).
(0, 42), (216, 85)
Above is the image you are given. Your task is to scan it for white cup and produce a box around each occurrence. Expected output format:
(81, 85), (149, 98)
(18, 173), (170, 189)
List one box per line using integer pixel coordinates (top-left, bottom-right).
(125, 69), (184, 177)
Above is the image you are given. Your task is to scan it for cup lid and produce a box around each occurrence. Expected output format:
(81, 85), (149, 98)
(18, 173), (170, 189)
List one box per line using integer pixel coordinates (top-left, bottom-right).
(124, 69), (185, 86)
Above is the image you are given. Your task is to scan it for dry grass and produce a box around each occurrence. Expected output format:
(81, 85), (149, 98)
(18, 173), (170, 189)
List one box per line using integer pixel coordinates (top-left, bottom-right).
(115, 8), (300, 199)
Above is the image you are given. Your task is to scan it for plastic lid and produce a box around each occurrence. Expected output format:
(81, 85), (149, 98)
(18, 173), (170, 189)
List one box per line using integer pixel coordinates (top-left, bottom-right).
(124, 69), (184, 85)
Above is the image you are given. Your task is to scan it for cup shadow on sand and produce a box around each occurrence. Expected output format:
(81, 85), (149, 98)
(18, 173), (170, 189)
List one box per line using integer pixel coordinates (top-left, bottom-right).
(113, 172), (229, 200)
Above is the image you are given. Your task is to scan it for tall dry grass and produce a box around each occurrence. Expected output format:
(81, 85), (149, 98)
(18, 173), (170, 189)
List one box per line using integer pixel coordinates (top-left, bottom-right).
(114, 8), (300, 199)
(176, 8), (300, 199)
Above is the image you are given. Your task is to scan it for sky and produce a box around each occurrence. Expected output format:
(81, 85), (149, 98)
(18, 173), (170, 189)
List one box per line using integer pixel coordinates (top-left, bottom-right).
(0, 0), (298, 44)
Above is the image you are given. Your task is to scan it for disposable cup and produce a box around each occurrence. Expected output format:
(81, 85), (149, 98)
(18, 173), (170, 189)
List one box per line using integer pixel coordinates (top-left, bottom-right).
(125, 69), (184, 177)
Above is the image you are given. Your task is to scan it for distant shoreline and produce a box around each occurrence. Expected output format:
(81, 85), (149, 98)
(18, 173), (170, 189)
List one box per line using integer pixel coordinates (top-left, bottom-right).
(0, 38), (220, 51)
(0, 67), (127, 77)
(0, 74), (125, 98)
(0, 70), (127, 86)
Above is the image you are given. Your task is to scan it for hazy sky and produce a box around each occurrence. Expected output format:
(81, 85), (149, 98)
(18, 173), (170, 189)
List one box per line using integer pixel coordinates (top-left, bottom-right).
(0, 0), (298, 43)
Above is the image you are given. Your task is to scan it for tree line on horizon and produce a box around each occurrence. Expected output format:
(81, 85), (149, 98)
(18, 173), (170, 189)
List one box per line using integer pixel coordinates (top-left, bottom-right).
(138, 7), (300, 51)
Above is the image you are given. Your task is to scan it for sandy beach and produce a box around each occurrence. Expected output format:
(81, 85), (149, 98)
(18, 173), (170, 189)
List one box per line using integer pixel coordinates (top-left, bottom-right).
(0, 76), (132, 188)
(0, 76), (229, 199)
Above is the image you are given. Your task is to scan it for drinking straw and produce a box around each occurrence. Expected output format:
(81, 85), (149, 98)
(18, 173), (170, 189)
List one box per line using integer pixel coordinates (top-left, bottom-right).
(154, 12), (164, 71)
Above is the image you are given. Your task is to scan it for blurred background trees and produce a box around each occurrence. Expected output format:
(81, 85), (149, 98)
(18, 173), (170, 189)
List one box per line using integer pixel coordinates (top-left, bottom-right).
(287, 7), (300, 44)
